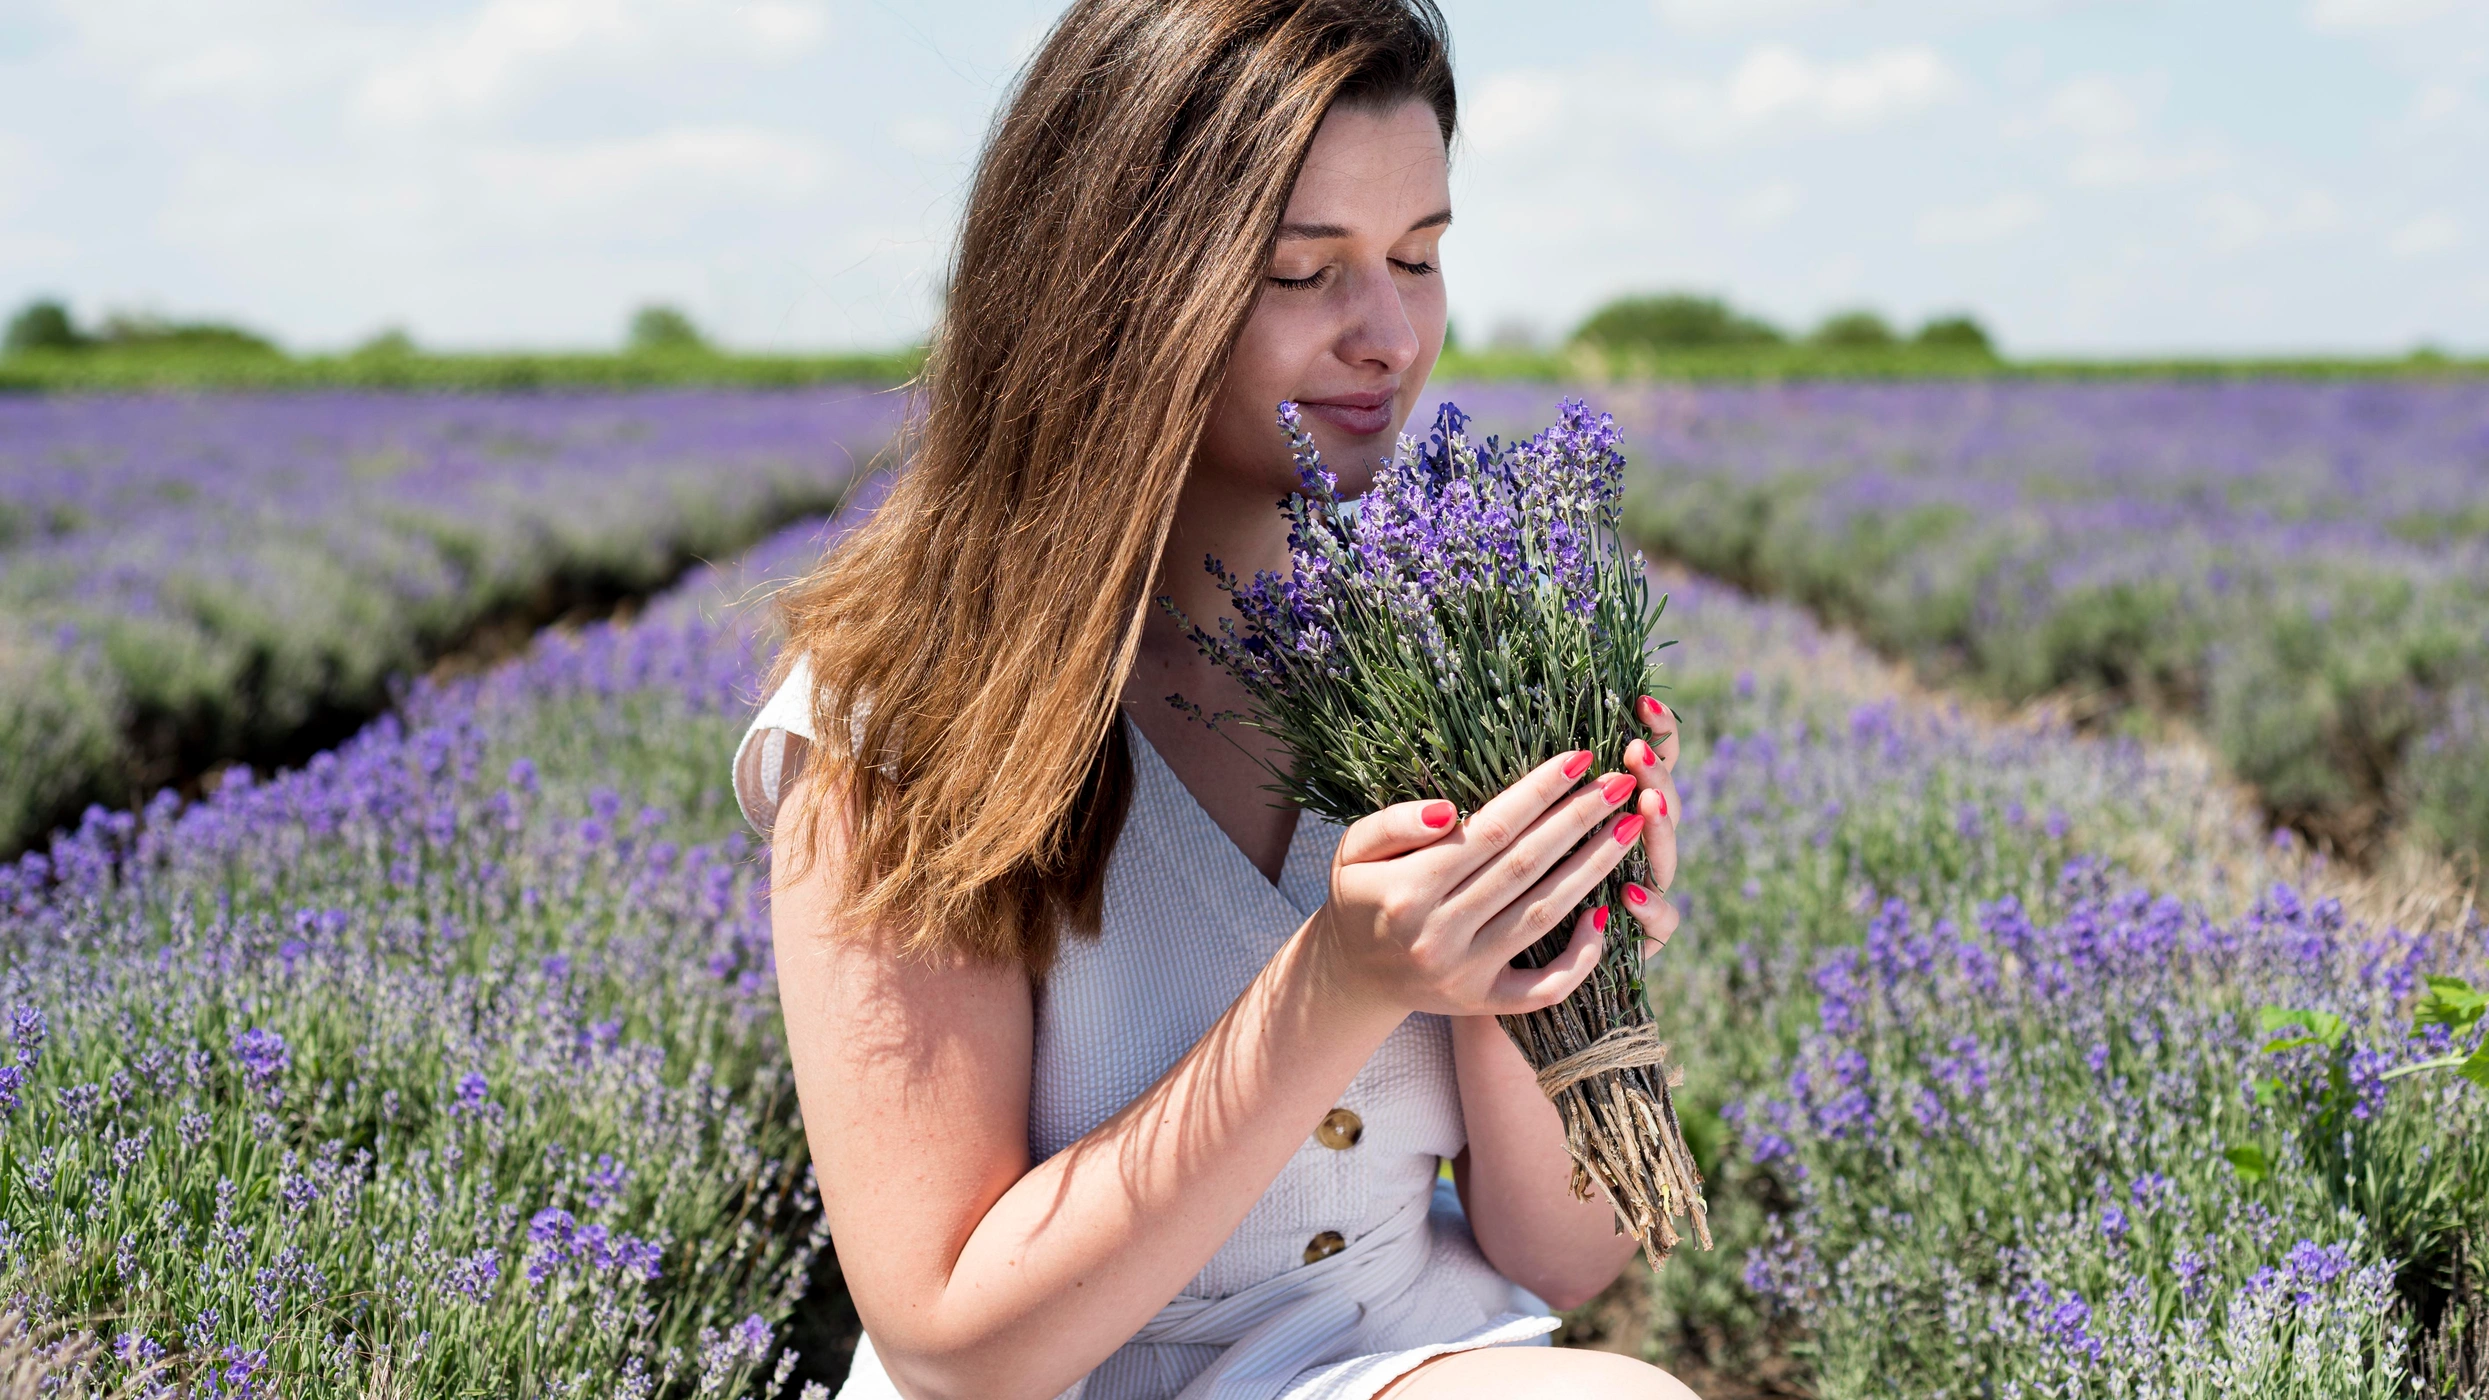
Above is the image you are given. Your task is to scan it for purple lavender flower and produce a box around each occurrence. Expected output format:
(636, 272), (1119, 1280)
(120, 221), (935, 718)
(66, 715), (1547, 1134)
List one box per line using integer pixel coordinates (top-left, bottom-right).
(231, 1028), (289, 1086)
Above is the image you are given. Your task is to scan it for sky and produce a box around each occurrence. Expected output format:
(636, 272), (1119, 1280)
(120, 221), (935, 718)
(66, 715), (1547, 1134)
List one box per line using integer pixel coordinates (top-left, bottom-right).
(2, 0), (2484, 356)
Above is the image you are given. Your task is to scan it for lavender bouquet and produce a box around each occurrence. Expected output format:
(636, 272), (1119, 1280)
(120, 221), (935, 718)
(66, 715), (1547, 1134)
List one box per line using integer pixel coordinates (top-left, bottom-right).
(1172, 398), (1710, 1262)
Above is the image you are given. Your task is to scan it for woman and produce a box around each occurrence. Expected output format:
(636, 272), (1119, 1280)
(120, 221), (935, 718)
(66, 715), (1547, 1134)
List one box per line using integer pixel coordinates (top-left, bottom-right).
(735, 2), (1697, 1396)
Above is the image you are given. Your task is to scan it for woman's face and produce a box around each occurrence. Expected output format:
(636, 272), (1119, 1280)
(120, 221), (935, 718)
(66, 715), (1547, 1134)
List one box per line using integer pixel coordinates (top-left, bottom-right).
(1199, 98), (1451, 500)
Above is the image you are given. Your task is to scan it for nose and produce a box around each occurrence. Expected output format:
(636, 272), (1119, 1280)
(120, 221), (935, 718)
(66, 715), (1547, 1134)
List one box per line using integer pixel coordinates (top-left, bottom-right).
(1334, 261), (1420, 377)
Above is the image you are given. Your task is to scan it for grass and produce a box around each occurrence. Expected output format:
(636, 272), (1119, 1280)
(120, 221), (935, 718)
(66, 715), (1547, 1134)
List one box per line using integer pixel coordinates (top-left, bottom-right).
(0, 347), (924, 394)
(3, 342), (2485, 394)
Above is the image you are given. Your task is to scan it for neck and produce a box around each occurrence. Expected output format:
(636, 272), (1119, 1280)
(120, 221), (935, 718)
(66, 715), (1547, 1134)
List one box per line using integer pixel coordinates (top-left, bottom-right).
(1121, 464), (1303, 878)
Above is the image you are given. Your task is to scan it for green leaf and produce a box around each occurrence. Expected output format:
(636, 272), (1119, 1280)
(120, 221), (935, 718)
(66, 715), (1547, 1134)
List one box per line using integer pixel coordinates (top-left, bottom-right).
(2257, 1006), (2345, 1051)
(2415, 976), (2487, 1036)
(2458, 1046), (2489, 1093)
(2225, 1145), (2271, 1182)
(2251, 1076), (2284, 1107)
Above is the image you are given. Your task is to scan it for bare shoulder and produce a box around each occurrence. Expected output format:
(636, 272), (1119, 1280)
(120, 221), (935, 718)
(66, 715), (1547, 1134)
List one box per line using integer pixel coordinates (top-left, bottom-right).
(767, 766), (1038, 1300)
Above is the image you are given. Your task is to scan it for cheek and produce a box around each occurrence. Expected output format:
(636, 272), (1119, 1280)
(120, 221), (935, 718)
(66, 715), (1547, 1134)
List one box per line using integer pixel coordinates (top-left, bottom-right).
(1225, 293), (1320, 403)
(1209, 299), (1312, 438)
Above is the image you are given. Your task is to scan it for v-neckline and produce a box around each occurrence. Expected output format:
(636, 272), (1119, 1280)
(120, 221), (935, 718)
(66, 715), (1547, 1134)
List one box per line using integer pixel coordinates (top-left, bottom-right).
(1121, 714), (1331, 923)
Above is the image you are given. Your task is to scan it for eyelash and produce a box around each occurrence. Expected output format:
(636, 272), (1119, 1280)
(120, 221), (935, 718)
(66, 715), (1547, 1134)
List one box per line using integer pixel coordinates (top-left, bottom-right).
(1267, 258), (1439, 291)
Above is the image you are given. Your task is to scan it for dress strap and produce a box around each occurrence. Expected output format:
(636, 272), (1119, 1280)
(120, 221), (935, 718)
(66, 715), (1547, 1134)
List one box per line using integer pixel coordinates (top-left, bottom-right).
(733, 654), (818, 838)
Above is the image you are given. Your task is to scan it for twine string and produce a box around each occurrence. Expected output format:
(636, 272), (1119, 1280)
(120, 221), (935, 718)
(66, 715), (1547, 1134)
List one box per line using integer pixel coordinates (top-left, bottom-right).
(1533, 1021), (1675, 1099)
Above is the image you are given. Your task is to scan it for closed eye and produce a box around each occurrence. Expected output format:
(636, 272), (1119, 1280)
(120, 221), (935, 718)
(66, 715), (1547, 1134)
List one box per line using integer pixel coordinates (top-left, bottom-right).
(1391, 257), (1438, 276)
(1269, 267), (1333, 291)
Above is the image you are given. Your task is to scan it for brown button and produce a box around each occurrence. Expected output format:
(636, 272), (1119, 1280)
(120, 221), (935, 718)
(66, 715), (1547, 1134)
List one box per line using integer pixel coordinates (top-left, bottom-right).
(1303, 1231), (1346, 1265)
(1314, 1108), (1363, 1150)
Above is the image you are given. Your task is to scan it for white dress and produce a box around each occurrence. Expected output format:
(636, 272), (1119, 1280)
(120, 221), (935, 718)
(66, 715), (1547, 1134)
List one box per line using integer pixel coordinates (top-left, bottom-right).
(735, 658), (1560, 1400)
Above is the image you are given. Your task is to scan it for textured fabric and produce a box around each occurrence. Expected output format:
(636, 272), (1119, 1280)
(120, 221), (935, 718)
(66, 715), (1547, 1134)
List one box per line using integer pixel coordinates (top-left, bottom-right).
(735, 658), (1559, 1399)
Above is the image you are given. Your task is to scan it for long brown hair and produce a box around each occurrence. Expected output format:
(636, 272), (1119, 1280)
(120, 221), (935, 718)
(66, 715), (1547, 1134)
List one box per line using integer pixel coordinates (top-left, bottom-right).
(774, 0), (1456, 973)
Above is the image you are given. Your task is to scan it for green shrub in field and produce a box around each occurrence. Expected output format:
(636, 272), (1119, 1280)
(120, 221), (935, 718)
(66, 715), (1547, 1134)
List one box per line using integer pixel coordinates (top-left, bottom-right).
(5, 300), (84, 354)
(1807, 311), (1897, 350)
(1575, 294), (1788, 351)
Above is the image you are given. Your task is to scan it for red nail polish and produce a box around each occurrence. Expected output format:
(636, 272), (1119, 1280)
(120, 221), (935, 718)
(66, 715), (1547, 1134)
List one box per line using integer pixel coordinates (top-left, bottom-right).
(1592, 906), (1609, 933)
(1613, 814), (1645, 846)
(1421, 800), (1455, 829)
(1599, 773), (1634, 804)
(1657, 792), (1669, 818)
(1639, 695), (1660, 720)
(1624, 882), (1649, 907)
(1627, 739), (1652, 767)
(1561, 750), (1593, 779)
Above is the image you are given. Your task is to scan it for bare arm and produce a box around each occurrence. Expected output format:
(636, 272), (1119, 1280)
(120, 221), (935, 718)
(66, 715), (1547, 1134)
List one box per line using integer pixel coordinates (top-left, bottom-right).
(772, 748), (1647, 1400)
(1450, 696), (1687, 1308)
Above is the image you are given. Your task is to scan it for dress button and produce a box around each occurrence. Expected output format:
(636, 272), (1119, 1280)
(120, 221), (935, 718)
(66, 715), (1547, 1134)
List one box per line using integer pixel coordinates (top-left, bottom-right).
(1314, 1107), (1363, 1150)
(1303, 1230), (1347, 1265)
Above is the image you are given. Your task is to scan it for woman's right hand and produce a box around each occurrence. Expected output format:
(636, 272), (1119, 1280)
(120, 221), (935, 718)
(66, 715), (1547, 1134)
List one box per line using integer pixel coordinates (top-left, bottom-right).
(1311, 749), (1643, 1018)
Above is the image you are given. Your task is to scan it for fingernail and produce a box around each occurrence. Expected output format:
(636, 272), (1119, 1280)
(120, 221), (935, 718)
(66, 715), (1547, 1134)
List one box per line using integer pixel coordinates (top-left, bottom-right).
(1599, 773), (1634, 804)
(1561, 750), (1594, 779)
(1657, 791), (1669, 818)
(1592, 906), (1609, 933)
(1626, 738), (1653, 767)
(1624, 882), (1649, 907)
(1421, 800), (1455, 829)
(1639, 695), (1662, 721)
(1613, 814), (1645, 846)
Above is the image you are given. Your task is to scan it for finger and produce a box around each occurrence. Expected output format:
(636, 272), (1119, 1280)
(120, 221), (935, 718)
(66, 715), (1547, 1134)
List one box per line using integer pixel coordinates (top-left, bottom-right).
(1416, 749), (1602, 885)
(1442, 770), (1638, 927)
(1473, 807), (1642, 968)
(1485, 906), (1605, 1014)
(1635, 694), (1680, 773)
(1334, 797), (1463, 868)
(1623, 881), (1680, 961)
(1636, 785), (1679, 894)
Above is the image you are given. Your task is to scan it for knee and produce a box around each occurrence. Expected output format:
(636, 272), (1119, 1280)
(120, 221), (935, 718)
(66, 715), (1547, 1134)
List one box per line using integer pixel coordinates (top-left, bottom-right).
(1391, 1348), (1701, 1400)
(1551, 1351), (1701, 1400)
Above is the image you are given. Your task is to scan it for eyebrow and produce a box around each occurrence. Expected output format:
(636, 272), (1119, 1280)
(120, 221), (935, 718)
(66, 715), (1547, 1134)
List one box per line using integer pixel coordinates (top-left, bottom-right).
(1276, 209), (1454, 241)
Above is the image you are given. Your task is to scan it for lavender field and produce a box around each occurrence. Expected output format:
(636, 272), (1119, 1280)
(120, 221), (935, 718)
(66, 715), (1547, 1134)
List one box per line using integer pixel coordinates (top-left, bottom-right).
(0, 390), (904, 857)
(1, 390), (2482, 1397)
(1452, 381), (2489, 864)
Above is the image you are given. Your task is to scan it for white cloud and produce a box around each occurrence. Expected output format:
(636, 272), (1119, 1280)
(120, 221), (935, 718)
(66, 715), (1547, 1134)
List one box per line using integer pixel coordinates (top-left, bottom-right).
(1730, 180), (1805, 230)
(1465, 70), (1572, 155)
(1651, 0), (1851, 30)
(2044, 74), (2150, 139)
(2069, 141), (2224, 189)
(1723, 45), (1958, 127)
(1466, 46), (1958, 155)
(2307, 0), (2461, 29)
(2388, 213), (2462, 255)
(1916, 192), (2044, 244)
(356, 0), (829, 125)
(2196, 188), (2340, 251)
(470, 125), (833, 211)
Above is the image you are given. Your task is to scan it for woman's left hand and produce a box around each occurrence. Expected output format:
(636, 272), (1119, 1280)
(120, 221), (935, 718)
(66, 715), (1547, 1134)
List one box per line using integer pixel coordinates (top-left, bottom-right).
(1619, 693), (1683, 961)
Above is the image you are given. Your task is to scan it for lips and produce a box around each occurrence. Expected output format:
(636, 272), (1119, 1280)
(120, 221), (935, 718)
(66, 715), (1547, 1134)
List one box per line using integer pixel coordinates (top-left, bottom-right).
(1296, 390), (1396, 437)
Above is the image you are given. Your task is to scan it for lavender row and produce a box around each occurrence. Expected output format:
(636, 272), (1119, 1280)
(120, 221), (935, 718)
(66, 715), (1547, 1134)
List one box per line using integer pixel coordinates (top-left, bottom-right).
(0, 389), (905, 856)
(0, 513), (847, 1395)
(1632, 569), (2489, 1394)
(1444, 379), (2489, 862)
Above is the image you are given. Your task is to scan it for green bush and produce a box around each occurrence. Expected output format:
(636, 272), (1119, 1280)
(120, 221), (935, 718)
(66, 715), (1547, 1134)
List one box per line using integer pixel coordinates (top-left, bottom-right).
(628, 306), (710, 354)
(1574, 294), (1787, 351)
(1807, 310), (1897, 349)
(4, 300), (83, 354)
(1914, 314), (1995, 354)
